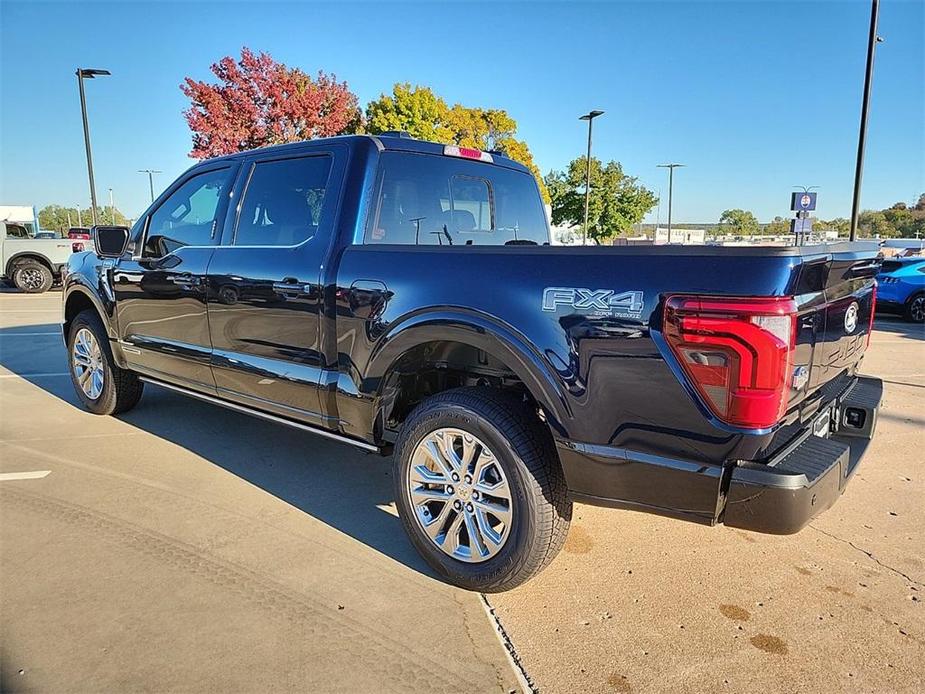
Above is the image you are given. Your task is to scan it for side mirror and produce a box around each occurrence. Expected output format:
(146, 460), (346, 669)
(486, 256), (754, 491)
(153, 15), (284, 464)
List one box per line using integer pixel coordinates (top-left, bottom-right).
(93, 225), (130, 258)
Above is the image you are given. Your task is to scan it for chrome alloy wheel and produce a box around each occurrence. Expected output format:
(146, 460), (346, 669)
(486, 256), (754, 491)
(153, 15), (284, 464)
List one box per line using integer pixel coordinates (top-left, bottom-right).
(17, 268), (45, 291)
(911, 295), (925, 322)
(72, 328), (105, 400)
(406, 428), (514, 563)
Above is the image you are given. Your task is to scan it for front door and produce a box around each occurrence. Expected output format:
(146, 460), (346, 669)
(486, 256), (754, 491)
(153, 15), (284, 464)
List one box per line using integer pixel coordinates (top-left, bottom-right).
(206, 148), (343, 426)
(113, 164), (236, 390)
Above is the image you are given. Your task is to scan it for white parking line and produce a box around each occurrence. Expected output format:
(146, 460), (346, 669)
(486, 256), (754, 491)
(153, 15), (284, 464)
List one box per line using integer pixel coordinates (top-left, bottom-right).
(0, 372), (69, 378)
(0, 470), (51, 481)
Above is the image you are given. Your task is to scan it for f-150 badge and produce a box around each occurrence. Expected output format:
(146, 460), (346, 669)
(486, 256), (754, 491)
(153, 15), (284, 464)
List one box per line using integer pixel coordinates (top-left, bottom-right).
(542, 287), (644, 318)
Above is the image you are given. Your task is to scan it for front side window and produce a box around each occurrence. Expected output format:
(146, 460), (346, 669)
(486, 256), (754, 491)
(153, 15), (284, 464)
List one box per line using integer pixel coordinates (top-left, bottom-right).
(366, 152), (549, 246)
(235, 155), (332, 247)
(144, 167), (231, 257)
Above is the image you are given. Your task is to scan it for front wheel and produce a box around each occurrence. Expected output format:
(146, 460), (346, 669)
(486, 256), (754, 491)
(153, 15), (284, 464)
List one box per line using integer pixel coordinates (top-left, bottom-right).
(904, 293), (925, 323)
(393, 387), (571, 592)
(67, 309), (144, 415)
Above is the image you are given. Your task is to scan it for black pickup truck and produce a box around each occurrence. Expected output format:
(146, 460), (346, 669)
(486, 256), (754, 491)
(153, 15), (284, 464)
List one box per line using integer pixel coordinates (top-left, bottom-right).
(63, 135), (883, 591)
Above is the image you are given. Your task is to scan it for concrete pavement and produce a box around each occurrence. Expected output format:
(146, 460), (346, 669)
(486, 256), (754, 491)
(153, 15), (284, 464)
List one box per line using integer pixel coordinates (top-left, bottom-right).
(489, 317), (925, 693)
(0, 291), (521, 693)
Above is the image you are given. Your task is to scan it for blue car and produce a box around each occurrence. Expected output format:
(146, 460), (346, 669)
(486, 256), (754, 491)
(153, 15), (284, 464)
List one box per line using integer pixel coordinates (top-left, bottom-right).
(876, 256), (925, 322)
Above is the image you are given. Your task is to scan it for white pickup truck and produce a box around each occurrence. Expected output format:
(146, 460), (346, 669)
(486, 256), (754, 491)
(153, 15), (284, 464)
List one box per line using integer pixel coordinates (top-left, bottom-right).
(1, 221), (76, 293)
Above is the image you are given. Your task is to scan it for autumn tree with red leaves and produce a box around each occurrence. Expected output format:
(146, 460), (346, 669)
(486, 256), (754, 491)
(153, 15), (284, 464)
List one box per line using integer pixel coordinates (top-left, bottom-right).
(181, 48), (360, 159)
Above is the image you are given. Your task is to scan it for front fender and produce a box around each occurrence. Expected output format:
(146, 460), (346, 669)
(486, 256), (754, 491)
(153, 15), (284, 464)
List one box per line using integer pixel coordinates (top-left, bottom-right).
(62, 254), (122, 362)
(365, 308), (573, 437)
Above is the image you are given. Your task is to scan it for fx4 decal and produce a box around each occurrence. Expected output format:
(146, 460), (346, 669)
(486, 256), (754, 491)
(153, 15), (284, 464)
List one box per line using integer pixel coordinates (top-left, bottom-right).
(542, 287), (645, 318)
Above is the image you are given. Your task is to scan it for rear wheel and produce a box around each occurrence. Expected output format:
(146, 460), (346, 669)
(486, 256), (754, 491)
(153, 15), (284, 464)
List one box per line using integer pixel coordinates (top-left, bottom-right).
(12, 260), (53, 293)
(904, 293), (925, 323)
(67, 309), (144, 415)
(393, 387), (571, 592)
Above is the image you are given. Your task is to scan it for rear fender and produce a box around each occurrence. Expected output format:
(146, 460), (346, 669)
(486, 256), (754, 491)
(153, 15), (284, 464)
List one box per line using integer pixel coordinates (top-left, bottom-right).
(365, 309), (573, 438)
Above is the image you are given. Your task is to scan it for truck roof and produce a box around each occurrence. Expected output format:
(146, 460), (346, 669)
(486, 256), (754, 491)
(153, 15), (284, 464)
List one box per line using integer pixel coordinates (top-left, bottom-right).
(206, 134), (532, 175)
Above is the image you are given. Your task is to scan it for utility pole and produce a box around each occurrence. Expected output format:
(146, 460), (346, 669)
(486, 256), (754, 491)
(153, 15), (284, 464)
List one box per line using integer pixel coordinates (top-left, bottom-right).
(138, 169), (162, 203)
(657, 163), (685, 243)
(76, 204), (83, 226)
(579, 110), (604, 245)
(850, 0), (883, 241)
(76, 68), (110, 225)
(109, 188), (115, 224)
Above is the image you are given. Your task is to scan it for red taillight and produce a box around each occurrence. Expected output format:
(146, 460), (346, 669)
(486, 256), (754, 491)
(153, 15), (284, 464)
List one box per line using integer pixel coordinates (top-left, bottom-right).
(867, 283), (877, 347)
(663, 296), (798, 429)
(443, 144), (493, 162)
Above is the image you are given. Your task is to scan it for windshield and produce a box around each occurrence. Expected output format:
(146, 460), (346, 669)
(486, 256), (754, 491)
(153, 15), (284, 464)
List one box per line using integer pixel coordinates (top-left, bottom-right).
(366, 152), (549, 246)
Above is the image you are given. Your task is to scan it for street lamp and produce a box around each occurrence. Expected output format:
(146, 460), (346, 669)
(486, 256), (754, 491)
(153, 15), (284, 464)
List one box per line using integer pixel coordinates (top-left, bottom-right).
(108, 188), (115, 224)
(76, 67), (110, 226)
(850, 0), (883, 241)
(657, 163), (685, 244)
(138, 169), (162, 203)
(579, 110), (604, 245)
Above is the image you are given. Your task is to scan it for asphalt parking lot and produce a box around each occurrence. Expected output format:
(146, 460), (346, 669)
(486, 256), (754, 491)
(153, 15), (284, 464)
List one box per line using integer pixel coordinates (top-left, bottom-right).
(1, 289), (923, 693)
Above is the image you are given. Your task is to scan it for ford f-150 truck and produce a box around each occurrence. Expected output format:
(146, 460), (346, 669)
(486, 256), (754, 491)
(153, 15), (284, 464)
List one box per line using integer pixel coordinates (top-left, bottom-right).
(62, 135), (883, 591)
(2, 221), (75, 292)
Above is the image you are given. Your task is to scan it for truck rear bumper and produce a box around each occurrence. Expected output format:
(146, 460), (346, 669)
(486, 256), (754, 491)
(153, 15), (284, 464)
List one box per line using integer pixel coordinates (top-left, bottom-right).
(723, 376), (883, 534)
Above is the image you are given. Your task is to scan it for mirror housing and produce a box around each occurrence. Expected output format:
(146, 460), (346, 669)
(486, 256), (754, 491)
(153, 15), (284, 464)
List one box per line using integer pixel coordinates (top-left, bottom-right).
(93, 225), (130, 258)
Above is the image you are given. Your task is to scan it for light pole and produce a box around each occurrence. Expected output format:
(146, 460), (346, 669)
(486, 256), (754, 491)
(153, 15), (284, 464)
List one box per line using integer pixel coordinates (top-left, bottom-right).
(579, 110), (604, 245)
(76, 68), (110, 226)
(138, 169), (162, 203)
(657, 163), (685, 243)
(850, 0), (883, 241)
(76, 204), (83, 226)
(108, 188), (115, 224)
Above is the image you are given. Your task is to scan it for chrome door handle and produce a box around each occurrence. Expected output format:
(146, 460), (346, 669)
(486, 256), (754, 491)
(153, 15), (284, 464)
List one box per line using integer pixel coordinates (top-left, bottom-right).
(272, 281), (311, 295)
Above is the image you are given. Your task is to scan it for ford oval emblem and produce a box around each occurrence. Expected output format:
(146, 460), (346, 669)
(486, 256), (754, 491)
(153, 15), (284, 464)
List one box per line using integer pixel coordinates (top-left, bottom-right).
(844, 302), (859, 334)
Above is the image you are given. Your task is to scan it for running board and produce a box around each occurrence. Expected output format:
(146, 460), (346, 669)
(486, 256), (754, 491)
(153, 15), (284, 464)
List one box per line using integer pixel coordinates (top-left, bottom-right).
(138, 376), (380, 453)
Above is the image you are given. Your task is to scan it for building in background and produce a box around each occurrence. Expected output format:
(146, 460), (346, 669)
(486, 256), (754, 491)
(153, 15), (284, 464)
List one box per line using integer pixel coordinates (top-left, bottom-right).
(654, 227), (705, 245)
(0, 205), (39, 236)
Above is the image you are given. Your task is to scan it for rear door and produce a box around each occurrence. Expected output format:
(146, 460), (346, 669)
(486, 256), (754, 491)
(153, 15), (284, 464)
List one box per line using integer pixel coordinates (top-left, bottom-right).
(205, 146), (345, 427)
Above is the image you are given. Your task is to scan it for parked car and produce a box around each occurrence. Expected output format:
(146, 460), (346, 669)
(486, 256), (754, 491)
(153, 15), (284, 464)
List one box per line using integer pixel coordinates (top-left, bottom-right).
(62, 135), (883, 591)
(876, 257), (925, 322)
(67, 227), (92, 240)
(1, 221), (75, 292)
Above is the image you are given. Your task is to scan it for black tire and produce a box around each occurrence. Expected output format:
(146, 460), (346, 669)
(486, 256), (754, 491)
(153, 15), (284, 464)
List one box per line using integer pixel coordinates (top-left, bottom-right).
(67, 309), (144, 415)
(12, 260), (53, 293)
(904, 292), (925, 323)
(393, 387), (571, 592)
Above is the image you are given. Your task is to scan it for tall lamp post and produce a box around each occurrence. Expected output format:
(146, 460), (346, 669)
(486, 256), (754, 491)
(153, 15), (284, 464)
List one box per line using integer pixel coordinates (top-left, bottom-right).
(657, 163), (685, 244)
(138, 169), (162, 203)
(850, 0), (883, 241)
(579, 110), (604, 245)
(76, 68), (110, 226)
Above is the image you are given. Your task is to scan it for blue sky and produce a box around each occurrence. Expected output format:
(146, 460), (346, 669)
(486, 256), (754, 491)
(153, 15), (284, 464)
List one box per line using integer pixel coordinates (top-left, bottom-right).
(1, 0), (922, 223)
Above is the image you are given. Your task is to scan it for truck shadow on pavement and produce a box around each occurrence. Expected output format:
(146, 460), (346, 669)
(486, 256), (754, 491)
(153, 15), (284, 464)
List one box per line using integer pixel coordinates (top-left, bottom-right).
(0, 322), (436, 580)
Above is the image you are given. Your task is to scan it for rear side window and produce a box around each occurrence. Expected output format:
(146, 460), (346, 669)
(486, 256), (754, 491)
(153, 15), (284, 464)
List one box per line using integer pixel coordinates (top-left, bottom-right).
(366, 152), (548, 245)
(235, 155), (332, 247)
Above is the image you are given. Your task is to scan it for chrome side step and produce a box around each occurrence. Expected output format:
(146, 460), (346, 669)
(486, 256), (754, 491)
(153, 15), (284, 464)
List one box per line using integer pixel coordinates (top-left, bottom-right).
(138, 376), (380, 453)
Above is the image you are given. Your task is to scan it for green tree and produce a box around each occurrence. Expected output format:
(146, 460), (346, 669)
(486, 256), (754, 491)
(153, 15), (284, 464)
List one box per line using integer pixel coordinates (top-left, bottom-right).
(718, 208), (760, 236)
(38, 204), (130, 233)
(857, 210), (898, 238)
(763, 216), (790, 236)
(365, 83), (548, 201)
(546, 156), (658, 243)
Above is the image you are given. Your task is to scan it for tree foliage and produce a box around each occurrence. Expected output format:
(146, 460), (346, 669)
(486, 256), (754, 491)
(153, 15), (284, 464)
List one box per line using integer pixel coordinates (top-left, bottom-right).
(38, 204), (130, 233)
(365, 83), (548, 201)
(545, 157), (658, 243)
(181, 48), (360, 159)
(718, 208), (760, 236)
